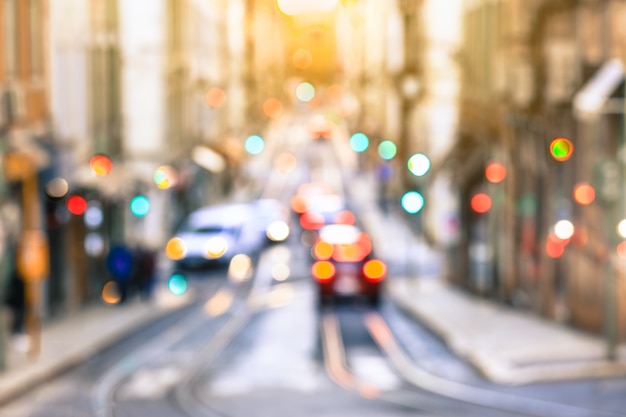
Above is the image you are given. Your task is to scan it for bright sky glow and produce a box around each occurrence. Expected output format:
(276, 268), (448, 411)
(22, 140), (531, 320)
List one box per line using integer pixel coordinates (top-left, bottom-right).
(276, 0), (338, 16)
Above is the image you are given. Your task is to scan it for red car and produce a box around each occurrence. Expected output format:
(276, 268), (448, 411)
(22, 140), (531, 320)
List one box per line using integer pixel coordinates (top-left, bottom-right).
(311, 224), (386, 307)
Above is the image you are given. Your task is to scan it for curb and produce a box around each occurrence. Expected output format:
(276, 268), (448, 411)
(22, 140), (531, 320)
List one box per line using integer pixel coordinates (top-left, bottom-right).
(387, 279), (626, 385)
(0, 299), (195, 406)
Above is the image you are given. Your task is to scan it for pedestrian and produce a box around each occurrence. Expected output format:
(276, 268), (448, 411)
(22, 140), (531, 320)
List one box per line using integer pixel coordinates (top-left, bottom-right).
(133, 246), (156, 302)
(3, 267), (28, 351)
(106, 244), (135, 303)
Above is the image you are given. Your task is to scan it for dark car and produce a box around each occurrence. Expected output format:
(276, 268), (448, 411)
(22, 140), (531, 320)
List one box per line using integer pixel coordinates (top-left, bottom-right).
(310, 224), (386, 307)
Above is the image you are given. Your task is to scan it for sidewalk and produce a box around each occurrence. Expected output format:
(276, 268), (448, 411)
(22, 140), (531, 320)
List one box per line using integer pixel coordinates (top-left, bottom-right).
(0, 269), (194, 406)
(347, 171), (626, 385)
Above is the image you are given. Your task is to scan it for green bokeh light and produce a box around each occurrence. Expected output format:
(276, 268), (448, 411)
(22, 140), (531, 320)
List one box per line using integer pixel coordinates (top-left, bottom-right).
(401, 191), (424, 214)
(378, 140), (397, 160)
(168, 273), (188, 296)
(549, 138), (573, 161)
(350, 133), (369, 153)
(245, 135), (265, 155)
(130, 195), (150, 217)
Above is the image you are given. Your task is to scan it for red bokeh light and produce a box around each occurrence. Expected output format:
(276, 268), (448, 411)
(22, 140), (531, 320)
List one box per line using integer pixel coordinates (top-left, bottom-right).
(300, 212), (325, 230)
(471, 193), (492, 213)
(617, 242), (626, 259)
(67, 195), (87, 215)
(335, 210), (355, 225)
(546, 233), (566, 258)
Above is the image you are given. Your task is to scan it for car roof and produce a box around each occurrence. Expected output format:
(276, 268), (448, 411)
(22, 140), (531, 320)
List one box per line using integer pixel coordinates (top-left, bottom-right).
(318, 224), (361, 245)
(186, 203), (252, 227)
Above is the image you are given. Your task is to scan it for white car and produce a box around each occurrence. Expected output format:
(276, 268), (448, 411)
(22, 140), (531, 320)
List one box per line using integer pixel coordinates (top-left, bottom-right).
(171, 203), (266, 270)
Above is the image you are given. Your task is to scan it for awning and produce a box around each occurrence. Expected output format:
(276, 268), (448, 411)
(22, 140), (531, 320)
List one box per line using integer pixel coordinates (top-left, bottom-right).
(191, 145), (226, 173)
(573, 58), (624, 121)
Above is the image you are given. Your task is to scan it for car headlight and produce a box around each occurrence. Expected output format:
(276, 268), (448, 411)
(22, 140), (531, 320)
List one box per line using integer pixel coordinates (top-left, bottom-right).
(267, 221), (290, 242)
(204, 237), (228, 259)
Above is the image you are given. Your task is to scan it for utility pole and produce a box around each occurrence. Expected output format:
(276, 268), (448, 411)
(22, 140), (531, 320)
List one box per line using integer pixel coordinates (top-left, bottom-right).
(4, 151), (49, 360)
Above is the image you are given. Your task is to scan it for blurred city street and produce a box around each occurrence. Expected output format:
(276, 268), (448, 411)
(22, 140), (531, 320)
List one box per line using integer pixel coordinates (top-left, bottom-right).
(2, 0), (626, 416)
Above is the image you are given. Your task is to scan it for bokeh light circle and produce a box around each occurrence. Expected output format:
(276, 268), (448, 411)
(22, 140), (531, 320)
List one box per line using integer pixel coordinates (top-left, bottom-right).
(274, 151), (297, 173)
(554, 220), (575, 240)
(67, 195), (88, 215)
(546, 235), (565, 258)
(485, 162), (506, 183)
(90, 154), (113, 176)
(350, 133), (369, 153)
(550, 138), (574, 162)
(205, 87), (226, 108)
(408, 153), (430, 177)
(471, 193), (492, 213)
(292, 48), (313, 69)
(168, 273), (188, 296)
(617, 242), (626, 260)
(130, 196), (150, 217)
(295, 82), (315, 103)
(45, 177), (69, 199)
(101, 281), (122, 304)
(401, 191), (425, 214)
(573, 183), (595, 205)
(165, 237), (187, 260)
(263, 97), (283, 118)
(617, 219), (626, 239)
(245, 135), (265, 155)
(378, 140), (397, 160)
(154, 165), (177, 190)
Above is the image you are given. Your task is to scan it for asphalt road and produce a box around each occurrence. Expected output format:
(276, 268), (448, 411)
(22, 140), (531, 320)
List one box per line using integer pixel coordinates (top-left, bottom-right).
(2, 116), (626, 417)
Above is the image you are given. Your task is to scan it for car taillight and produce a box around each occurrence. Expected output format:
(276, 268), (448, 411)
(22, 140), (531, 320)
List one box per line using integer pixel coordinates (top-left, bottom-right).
(363, 259), (386, 283)
(290, 195), (308, 214)
(313, 241), (334, 260)
(312, 261), (335, 283)
(334, 210), (355, 225)
(300, 212), (325, 230)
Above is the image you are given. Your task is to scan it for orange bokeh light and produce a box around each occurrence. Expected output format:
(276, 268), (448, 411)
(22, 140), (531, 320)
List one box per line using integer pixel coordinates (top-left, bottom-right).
(292, 48), (313, 69)
(471, 193), (492, 213)
(573, 183), (595, 205)
(546, 236), (565, 258)
(485, 162), (506, 183)
(326, 84), (343, 101)
(205, 87), (226, 108)
(90, 154), (113, 176)
(263, 97), (283, 118)
(165, 237), (187, 260)
(617, 242), (626, 259)
(313, 241), (334, 260)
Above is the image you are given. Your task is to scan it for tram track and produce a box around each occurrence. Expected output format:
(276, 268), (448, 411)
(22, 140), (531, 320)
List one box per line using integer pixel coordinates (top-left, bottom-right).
(320, 307), (626, 417)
